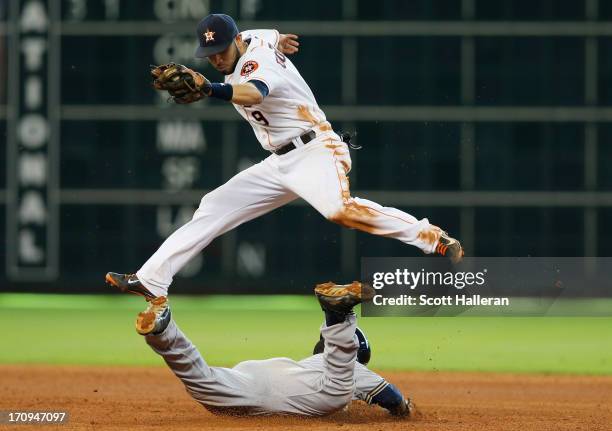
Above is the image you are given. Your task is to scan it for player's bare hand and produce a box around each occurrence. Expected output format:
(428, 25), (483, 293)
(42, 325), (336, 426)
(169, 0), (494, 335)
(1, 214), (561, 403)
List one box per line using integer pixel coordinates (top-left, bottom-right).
(278, 34), (299, 55)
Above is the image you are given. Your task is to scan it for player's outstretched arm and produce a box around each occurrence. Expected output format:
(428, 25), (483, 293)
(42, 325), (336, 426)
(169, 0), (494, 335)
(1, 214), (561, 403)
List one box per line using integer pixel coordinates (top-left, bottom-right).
(278, 33), (299, 55)
(150, 64), (266, 106)
(199, 81), (266, 106)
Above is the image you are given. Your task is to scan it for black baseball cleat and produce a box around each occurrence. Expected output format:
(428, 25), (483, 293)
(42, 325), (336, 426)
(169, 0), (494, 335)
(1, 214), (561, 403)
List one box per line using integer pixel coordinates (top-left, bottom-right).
(135, 296), (171, 336)
(434, 232), (464, 264)
(105, 272), (156, 300)
(314, 281), (375, 315)
(389, 397), (417, 418)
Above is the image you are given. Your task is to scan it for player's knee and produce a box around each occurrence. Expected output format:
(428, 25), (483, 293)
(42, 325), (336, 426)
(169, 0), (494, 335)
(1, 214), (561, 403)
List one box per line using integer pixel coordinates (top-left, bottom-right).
(199, 190), (216, 207)
(194, 191), (221, 218)
(325, 202), (351, 226)
(326, 200), (374, 232)
(327, 212), (347, 226)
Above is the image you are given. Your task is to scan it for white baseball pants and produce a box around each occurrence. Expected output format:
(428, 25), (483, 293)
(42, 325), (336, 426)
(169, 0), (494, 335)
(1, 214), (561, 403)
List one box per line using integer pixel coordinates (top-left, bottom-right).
(137, 131), (440, 296)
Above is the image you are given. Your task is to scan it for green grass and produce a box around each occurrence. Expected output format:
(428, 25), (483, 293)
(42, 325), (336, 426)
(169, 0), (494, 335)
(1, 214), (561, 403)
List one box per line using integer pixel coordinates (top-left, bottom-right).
(1, 294), (611, 374)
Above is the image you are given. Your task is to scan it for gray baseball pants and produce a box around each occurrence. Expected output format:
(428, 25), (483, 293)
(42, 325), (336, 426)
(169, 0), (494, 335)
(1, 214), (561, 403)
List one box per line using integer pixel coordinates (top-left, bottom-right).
(145, 314), (389, 416)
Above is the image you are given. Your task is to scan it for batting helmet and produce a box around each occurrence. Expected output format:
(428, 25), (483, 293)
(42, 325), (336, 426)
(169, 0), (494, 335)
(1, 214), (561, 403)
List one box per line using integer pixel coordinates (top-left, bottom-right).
(312, 327), (371, 365)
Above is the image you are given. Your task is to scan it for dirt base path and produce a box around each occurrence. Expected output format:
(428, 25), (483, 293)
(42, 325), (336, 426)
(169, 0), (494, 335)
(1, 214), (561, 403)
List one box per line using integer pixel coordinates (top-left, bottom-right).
(1, 366), (610, 430)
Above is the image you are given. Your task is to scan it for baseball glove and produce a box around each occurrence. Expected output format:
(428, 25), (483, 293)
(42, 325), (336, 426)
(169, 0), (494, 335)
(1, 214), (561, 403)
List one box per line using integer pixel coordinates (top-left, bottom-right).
(151, 63), (211, 104)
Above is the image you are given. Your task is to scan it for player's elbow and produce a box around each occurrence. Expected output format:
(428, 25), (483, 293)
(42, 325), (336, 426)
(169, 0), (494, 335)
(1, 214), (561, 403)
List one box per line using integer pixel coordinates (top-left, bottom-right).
(250, 92), (264, 105)
(324, 203), (349, 225)
(234, 92), (263, 106)
(233, 82), (265, 106)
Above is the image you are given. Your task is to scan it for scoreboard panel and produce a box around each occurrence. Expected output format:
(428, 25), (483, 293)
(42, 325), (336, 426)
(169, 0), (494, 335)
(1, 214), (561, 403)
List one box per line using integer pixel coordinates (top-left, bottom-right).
(59, 0), (216, 22)
(3, 0), (612, 292)
(60, 120), (224, 189)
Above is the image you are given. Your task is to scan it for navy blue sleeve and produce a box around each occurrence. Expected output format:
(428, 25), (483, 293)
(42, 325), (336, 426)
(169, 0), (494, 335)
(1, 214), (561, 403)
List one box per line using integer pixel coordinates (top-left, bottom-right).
(248, 79), (270, 98)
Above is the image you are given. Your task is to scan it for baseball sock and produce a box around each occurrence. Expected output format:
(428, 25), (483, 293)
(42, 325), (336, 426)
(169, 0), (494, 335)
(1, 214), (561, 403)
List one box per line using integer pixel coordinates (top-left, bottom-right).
(324, 310), (353, 326)
(371, 384), (407, 416)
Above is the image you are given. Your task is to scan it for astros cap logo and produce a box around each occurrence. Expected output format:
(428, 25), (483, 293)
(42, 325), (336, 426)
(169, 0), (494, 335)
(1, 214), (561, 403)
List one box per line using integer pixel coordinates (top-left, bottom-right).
(204, 29), (215, 43)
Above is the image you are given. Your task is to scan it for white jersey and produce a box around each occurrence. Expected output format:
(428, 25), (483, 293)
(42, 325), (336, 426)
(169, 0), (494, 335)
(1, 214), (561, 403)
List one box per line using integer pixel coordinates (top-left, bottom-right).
(224, 29), (328, 152)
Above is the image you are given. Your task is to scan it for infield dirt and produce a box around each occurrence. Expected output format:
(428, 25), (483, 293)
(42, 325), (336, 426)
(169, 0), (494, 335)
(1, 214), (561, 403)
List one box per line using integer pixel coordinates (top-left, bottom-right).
(1, 365), (610, 430)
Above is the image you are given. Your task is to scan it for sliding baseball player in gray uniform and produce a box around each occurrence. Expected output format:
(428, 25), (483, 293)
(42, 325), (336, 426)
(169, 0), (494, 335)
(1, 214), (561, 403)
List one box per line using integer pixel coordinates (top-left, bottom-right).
(122, 282), (414, 418)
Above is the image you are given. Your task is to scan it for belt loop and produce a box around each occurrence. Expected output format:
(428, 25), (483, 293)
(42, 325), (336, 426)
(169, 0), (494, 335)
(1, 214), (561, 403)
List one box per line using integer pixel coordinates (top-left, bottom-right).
(293, 129), (313, 148)
(275, 128), (319, 156)
(291, 136), (304, 148)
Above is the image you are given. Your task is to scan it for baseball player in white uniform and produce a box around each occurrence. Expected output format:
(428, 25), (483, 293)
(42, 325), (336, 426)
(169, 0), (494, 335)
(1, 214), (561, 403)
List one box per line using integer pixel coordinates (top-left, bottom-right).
(105, 14), (463, 299)
(114, 281), (415, 418)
